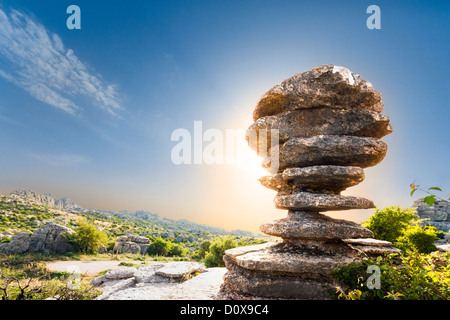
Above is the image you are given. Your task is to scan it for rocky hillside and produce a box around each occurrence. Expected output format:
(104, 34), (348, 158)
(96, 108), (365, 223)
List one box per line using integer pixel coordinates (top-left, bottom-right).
(0, 190), (260, 243)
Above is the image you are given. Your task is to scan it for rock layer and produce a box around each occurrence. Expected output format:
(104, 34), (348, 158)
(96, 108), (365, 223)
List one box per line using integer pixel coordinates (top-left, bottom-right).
(221, 65), (395, 300)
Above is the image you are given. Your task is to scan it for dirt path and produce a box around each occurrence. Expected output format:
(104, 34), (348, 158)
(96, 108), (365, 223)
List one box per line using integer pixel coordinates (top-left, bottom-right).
(46, 261), (127, 275)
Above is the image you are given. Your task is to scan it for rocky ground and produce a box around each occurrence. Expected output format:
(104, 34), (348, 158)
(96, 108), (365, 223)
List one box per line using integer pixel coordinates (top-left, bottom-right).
(46, 260), (227, 300)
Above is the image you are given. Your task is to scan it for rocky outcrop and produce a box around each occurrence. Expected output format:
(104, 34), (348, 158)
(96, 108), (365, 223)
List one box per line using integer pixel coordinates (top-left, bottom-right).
(0, 222), (73, 254)
(113, 232), (150, 254)
(221, 64), (397, 300)
(9, 190), (81, 212)
(414, 199), (450, 234)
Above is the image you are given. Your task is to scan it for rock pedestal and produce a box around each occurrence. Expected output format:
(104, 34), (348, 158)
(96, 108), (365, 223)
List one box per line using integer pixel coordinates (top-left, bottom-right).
(221, 65), (397, 299)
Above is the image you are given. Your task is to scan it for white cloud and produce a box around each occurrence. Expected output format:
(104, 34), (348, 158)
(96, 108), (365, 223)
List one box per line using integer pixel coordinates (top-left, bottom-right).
(0, 8), (122, 116)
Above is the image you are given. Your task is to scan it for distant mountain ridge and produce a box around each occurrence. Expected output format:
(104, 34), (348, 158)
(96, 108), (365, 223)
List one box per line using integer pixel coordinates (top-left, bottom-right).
(7, 189), (258, 237)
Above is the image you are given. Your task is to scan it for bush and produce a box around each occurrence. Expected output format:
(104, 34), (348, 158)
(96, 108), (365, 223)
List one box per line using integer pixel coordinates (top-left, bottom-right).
(203, 236), (238, 268)
(332, 252), (450, 300)
(147, 237), (187, 257)
(69, 219), (109, 254)
(362, 206), (418, 243)
(396, 224), (440, 254)
(168, 242), (188, 257)
(147, 237), (171, 256)
(192, 240), (211, 261)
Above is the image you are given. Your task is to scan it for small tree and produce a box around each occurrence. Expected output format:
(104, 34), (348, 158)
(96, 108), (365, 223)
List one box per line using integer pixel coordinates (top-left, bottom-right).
(70, 219), (108, 254)
(203, 236), (237, 268)
(147, 237), (171, 256)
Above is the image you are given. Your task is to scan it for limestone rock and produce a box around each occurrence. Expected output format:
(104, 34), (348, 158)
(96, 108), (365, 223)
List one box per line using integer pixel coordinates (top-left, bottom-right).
(134, 263), (165, 283)
(274, 192), (375, 211)
(0, 232), (31, 254)
(105, 267), (137, 280)
(155, 262), (207, 279)
(28, 222), (74, 253)
(114, 234), (150, 254)
(248, 108), (392, 152)
(253, 64), (383, 121)
(264, 135), (387, 173)
(260, 211), (373, 240)
(344, 238), (401, 256)
(259, 165), (365, 193)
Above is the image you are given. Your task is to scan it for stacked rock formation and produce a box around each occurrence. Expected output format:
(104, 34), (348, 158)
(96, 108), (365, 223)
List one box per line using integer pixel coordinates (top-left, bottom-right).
(221, 64), (395, 299)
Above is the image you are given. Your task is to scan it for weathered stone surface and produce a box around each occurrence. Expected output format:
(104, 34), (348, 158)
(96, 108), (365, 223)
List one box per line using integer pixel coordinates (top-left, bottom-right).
(0, 232), (31, 254)
(133, 263), (165, 283)
(264, 135), (387, 173)
(437, 244), (450, 253)
(259, 165), (365, 193)
(414, 198), (450, 234)
(114, 233), (150, 254)
(260, 211), (373, 240)
(28, 222), (74, 253)
(105, 267), (137, 280)
(91, 275), (108, 287)
(221, 266), (334, 300)
(248, 108), (392, 152)
(155, 262), (207, 279)
(344, 238), (401, 256)
(274, 192), (375, 211)
(253, 64), (383, 121)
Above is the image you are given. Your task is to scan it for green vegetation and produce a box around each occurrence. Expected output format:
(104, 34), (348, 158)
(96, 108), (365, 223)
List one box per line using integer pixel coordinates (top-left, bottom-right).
(68, 219), (109, 254)
(333, 252), (450, 300)
(146, 236), (188, 257)
(362, 206), (441, 254)
(333, 205), (449, 300)
(0, 255), (100, 300)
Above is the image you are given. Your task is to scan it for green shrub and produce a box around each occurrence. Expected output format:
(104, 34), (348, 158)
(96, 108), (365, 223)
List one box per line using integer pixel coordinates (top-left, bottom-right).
(168, 243), (188, 257)
(69, 219), (109, 254)
(192, 240), (211, 261)
(332, 252), (450, 300)
(395, 224), (440, 254)
(363, 206), (418, 243)
(147, 237), (171, 256)
(203, 236), (238, 268)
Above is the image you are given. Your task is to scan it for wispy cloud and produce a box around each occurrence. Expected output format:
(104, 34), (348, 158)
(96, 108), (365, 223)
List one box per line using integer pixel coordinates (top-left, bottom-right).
(29, 152), (90, 167)
(0, 8), (122, 116)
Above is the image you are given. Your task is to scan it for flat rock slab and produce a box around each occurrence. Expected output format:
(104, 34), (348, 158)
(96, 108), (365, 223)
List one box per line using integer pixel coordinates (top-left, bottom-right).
(264, 135), (387, 173)
(259, 165), (365, 193)
(437, 244), (450, 253)
(260, 211), (373, 240)
(253, 64), (383, 121)
(155, 262), (207, 279)
(105, 267), (137, 279)
(248, 107), (392, 152)
(102, 268), (227, 300)
(344, 238), (394, 247)
(274, 192), (375, 211)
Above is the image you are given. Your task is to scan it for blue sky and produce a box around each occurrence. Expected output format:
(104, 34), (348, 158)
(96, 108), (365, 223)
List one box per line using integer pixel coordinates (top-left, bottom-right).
(0, 0), (449, 232)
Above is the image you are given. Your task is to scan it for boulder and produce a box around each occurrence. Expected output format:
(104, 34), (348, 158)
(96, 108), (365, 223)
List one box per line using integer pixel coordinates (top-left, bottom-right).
(264, 135), (387, 173)
(105, 267), (137, 280)
(260, 211), (374, 240)
(155, 262), (207, 279)
(248, 107), (392, 152)
(0, 232), (31, 254)
(253, 64), (383, 121)
(259, 165), (365, 193)
(274, 192), (375, 211)
(28, 222), (74, 253)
